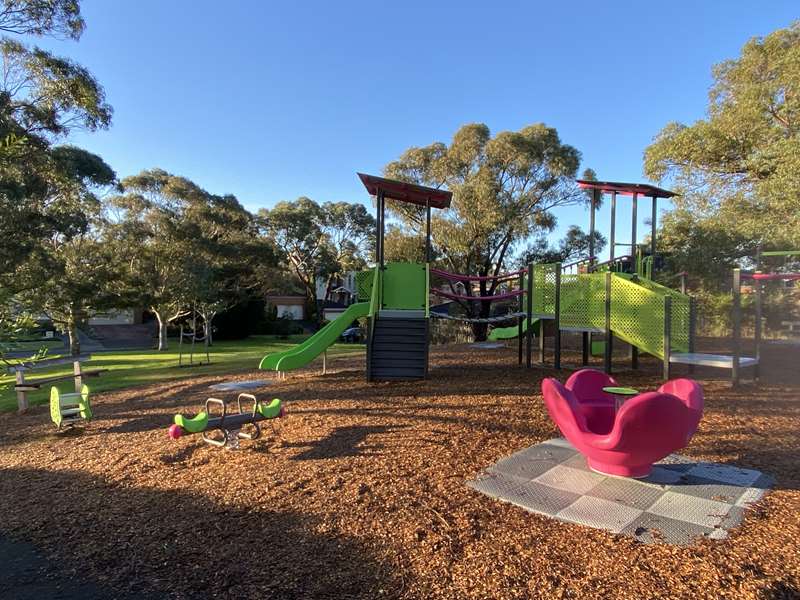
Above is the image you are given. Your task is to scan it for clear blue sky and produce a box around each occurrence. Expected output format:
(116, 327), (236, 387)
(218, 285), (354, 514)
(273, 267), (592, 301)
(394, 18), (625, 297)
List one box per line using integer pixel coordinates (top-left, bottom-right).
(33, 1), (799, 259)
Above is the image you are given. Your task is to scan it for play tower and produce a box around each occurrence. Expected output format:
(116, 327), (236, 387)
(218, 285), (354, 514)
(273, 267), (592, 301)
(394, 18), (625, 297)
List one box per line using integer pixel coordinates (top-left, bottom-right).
(358, 173), (452, 381)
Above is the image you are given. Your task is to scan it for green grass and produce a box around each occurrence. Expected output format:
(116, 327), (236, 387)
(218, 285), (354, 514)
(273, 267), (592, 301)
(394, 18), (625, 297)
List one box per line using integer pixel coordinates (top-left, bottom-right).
(0, 335), (365, 413)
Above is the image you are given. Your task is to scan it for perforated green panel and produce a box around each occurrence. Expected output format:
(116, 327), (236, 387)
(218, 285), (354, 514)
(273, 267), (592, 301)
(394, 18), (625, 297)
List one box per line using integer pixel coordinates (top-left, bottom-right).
(559, 273), (606, 330)
(610, 275), (666, 358)
(618, 274), (690, 353)
(356, 270), (374, 302)
(531, 264), (558, 316)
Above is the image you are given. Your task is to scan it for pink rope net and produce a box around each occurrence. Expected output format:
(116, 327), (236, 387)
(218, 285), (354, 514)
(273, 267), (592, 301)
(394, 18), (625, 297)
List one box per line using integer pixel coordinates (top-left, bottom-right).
(429, 267), (526, 282)
(431, 288), (524, 301)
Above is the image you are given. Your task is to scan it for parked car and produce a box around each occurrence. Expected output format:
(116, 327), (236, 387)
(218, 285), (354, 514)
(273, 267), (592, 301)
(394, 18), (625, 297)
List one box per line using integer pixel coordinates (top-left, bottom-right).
(340, 327), (363, 343)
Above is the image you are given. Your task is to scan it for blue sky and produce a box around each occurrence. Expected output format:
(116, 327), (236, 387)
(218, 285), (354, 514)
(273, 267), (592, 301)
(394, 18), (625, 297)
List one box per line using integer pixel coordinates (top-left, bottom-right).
(32, 1), (799, 259)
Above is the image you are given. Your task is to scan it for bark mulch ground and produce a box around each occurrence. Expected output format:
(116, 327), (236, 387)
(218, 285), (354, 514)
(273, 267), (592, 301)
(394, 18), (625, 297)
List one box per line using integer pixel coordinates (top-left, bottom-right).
(0, 342), (798, 599)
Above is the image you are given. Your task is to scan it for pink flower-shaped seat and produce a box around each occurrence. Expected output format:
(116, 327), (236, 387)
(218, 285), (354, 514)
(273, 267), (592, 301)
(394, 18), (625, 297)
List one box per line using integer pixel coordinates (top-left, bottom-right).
(541, 370), (704, 478)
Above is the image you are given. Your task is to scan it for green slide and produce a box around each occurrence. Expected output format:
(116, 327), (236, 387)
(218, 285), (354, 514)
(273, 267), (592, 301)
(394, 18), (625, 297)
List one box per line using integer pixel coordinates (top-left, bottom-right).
(259, 301), (370, 371)
(488, 317), (539, 341)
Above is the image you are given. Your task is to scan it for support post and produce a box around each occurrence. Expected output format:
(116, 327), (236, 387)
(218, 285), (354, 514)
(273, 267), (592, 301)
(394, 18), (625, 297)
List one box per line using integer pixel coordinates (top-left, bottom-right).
(650, 195), (658, 273)
(754, 278), (762, 381)
(589, 189), (599, 270)
(680, 272), (687, 295)
(178, 324), (183, 367)
(518, 272), (524, 365)
(73, 360), (83, 393)
(732, 268), (741, 386)
(378, 189), (385, 269)
(425, 198), (432, 263)
(526, 263), (533, 368)
(688, 296), (696, 375)
(554, 264), (562, 369)
(663, 296), (672, 380)
(631, 192), (638, 260)
(322, 350), (327, 375)
(15, 369), (27, 414)
(604, 271), (612, 374)
(609, 191), (617, 262)
(581, 332), (589, 366)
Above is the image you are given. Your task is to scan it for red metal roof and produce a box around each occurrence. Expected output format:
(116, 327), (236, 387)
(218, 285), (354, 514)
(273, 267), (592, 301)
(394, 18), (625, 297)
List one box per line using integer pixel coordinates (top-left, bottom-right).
(576, 180), (676, 198)
(357, 173), (452, 209)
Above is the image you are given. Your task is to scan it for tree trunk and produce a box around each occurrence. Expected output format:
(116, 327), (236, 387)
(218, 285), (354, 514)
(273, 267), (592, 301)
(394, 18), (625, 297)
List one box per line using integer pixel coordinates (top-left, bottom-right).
(471, 299), (492, 342)
(203, 314), (215, 346)
(154, 310), (168, 351)
(67, 313), (81, 356)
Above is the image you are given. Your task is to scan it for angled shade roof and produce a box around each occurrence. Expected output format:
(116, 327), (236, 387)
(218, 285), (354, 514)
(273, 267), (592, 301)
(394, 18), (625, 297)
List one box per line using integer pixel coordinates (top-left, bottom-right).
(357, 173), (452, 209)
(576, 180), (676, 199)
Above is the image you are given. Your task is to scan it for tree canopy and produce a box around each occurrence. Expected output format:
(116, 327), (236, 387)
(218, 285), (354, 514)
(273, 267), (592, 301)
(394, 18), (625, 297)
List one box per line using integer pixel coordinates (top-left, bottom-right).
(383, 122), (588, 336)
(644, 21), (800, 250)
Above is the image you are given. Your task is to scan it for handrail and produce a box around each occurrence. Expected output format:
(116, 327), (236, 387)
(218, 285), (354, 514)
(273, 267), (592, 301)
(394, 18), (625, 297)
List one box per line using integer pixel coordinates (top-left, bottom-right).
(429, 267), (527, 282)
(561, 256), (596, 271)
(368, 265), (381, 319)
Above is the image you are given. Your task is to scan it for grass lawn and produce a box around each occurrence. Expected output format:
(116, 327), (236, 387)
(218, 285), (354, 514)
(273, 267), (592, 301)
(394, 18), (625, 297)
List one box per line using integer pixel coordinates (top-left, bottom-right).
(0, 335), (364, 413)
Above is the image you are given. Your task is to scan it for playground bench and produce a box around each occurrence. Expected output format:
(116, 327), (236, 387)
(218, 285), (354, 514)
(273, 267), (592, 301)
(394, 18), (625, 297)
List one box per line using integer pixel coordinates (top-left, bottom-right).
(7, 354), (107, 414)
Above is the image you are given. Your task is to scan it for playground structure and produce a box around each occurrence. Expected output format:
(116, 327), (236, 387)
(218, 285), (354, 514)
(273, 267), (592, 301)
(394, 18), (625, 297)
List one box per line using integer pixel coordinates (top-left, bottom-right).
(258, 175), (774, 385)
(50, 384), (93, 429)
(8, 353), (105, 414)
(168, 393), (284, 449)
(731, 249), (800, 385)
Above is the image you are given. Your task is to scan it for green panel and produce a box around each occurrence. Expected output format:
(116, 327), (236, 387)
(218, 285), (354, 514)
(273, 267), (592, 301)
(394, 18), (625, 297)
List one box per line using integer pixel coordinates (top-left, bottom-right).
(49, 387), (61, 428)
(381, 262), (427, 310)
(559, 273), (606, 331)
(591, 340), (605, 356)
(174, 412), (209, 433)
(610, 275), (666, 358)
(618, 274), (690, 353)
(355, 270), (374, 302)
(257, 398), (282, 419)
(273, 302), (370, 371)
(531, 264), (558, 316)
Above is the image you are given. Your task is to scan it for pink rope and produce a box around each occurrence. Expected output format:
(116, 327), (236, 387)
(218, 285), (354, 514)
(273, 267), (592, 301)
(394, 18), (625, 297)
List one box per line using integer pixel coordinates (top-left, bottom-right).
(430, 267), (526, 282)
(431, 288), (524, 301)
(743, 273), (800, 281)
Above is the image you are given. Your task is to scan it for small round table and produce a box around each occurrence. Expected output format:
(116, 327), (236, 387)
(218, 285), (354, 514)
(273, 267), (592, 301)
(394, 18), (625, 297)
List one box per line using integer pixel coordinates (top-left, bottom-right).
(602, 386), (639, 412)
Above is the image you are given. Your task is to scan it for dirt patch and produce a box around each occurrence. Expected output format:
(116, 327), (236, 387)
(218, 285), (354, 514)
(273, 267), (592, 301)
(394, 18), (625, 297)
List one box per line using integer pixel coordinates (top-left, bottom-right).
(0, 343), (798, 599)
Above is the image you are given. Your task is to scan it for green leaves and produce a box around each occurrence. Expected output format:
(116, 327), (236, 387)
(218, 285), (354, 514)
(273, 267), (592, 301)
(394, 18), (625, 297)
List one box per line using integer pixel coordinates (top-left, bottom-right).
(0, 1), (85, 40)
(383, 122), (584, 283)
(644, 21), (800, 251)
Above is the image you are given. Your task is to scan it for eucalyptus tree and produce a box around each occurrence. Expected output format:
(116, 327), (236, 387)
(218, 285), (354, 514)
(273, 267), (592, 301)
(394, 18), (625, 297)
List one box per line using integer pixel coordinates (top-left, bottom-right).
(258, 198), (374, 320)
(110, 169), (273, 350)
(384, 122), (588, 338)
(16, 146), (118, 355)
(645, 20), (800, 252)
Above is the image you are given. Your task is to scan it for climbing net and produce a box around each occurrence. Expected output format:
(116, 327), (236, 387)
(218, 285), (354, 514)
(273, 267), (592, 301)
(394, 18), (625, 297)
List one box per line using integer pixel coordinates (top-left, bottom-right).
(430, 311), (528, 324)
(429, 267), (529, 324)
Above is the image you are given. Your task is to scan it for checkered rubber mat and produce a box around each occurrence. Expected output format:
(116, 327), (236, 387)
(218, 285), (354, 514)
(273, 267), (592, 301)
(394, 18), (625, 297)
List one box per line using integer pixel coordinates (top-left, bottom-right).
(467, 438), (772, 545)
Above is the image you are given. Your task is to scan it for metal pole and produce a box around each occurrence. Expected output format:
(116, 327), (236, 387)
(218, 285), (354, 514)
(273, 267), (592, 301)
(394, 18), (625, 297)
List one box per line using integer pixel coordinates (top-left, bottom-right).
(604, 271), (612, 374)
(688, 296), (696, 375)
(425, 198), (432, 263)
(589, 189), (598, 270)
(526, 263), (533, 368)
(631, 192), (638, 266)
(651, 195), (658, 273)
(379, 190), (385, 269)
(663, 296), (672, 380)
(732, 268), (741, 386)
(375, 189), (382, 264)
(554, 264), (562, 370)
(582, 332), (589, 366)
(609, 191), (617, 262)
(754, 278), (762, 380)
(518, 272), (524, 365)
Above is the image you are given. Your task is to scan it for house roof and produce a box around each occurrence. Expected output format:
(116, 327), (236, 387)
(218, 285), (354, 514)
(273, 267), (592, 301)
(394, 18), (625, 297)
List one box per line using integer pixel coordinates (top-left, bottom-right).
(357, 173), (452, 209)
(576, 180), (676, 199)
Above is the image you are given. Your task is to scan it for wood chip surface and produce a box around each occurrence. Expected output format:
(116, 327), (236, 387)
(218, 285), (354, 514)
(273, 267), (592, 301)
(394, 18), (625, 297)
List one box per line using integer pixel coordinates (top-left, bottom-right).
(0, 341), (798, 599)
